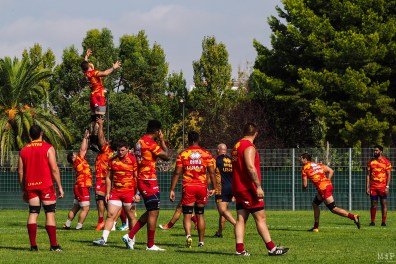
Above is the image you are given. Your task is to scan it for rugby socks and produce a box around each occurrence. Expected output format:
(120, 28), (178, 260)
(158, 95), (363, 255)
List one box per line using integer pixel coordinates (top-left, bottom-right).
(265, 241), (276, 251)
(128, 220), (145, 239)
(120, 210), (127, 224)
(76, 223), (83, 230)
(313, 222), (319, 229)
(381, 213), (387, 224)
(65, 219), (72, 228)
(98, 217), (104, 224)
(370, 207), (377, 222)
(45, 225), (58, 247)
(236, 243), (245, 253)
(27, 223), (37, 247)
(166, 221), (175, 228)
(191, 215), (197, 224)
(102, 230), (110, 242)
(147, 229), (155, 248)
(347, 213), (355, 221)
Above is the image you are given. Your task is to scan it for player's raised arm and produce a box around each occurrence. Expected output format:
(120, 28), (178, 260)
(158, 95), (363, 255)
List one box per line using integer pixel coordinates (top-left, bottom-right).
(97, 116), (106, 147)
(79, 130), (90, 158)
(157, 130), (170, 161)
(84, 49), (92, 61)
(97, 61), (121, 77)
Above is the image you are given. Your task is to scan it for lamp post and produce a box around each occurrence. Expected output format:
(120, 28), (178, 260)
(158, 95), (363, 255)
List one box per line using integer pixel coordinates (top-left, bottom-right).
(180, 98), (185, 149)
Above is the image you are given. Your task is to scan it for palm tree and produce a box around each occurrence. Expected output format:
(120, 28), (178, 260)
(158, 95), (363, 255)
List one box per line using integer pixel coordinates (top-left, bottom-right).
(0, 56), (72, 165)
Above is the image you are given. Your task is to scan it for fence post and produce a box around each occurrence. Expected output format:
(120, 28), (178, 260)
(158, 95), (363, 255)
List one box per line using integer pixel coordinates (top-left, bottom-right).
(349, 148), (352, 211)
(292, 148), (295, 211)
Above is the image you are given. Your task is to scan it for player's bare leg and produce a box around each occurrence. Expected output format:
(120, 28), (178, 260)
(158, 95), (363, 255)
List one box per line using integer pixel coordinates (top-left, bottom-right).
(183, 211), (193, 248)
(324, 196), (360, 229)
(64, 204), (80, 229)
(95, 196), (106, 230)
(27, 197), (41, 250)
(310, 194), (321, 232)
(93, 203), (122, 246)
(234, 209), (249, 255)
(160, 202), (182, 230)
(216, 201), (236, 235)
(76, 205), (90, 229)
(124, 204), (138, 230)
(215, 214), (226, 237)
(370, 199), (378, 225)
(195, 205), (206, 247)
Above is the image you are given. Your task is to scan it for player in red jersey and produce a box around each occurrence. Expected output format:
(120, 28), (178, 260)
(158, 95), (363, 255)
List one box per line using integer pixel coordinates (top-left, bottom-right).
(94, 117), (114, 230)
(81, 48), (121, 151)
(214, 143), (236, 238)
(367, 145), (392, 226)
(18, 125), (64, 251)
(300, 152), (361, 231)
(64, 130), (92, 230)
(93, 140), (139, 246)
(170, 131), (216, 248)
(123, 120), (170, 251)
(232, 123), (288, 256)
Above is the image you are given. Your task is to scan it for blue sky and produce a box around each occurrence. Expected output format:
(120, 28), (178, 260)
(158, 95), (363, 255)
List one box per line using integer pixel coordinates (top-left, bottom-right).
(0, 0), (282, 85)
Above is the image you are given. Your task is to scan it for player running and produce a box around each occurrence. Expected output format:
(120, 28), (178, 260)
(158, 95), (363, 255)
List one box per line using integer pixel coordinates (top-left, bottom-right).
(232, 123), (288, 256)
(300, 152), (361, 231)
(18, 125), (64, 251)
(169, 131), (216, 248)
(214, 143), (236, 238)
(64, 130), (92, 230)
(93, 141), (139, 246)
(367, 145), (391, 226)
(122, 120), (170, 251)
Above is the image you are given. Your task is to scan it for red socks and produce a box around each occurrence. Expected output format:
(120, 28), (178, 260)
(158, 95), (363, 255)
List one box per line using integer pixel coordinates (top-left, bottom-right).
(167, 221), (174, 228)
(370, 207), (377, 222)
(347, 213), (356, 221)
(314, 222), (319, 229)
(120, 209), (127, 224)
(265, 241), (276, 251)
(147, 230), (155, 248)
(191, 215), (197, 224)
(27, 223), (37, 247)
(236, 243), (244, 253)
(45, 225), (58, 247)
(98, 217), (104, 224)
(128, 220), (145, 239)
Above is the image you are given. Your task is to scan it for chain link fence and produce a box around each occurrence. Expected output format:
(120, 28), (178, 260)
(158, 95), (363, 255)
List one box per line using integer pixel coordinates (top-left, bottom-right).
(1, 148), (394, 210)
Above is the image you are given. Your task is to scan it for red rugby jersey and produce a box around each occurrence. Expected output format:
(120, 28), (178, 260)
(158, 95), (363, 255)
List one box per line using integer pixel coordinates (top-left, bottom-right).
(367, 157), (391, 189)
(20, 140), (53, 190)
(231, 139), (262, 193)
(73, 155), (92, 187)
(176, 145), (214, 187)
(301, 162), (332, 192)
(110, 152), (137, 190)
(85, 69), (105, 98)
(135, 135), (163, 181)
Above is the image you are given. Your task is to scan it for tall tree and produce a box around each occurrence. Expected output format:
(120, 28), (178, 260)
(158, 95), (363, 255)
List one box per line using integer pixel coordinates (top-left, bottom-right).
(0, 56), (72, 164)
(251, 0), (396, 147)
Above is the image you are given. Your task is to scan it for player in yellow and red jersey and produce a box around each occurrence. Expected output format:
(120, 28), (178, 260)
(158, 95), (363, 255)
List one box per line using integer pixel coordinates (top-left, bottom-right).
(170, 131), (216, 248)
(64, 130), (92, 230)
(93, 140), (139, 246)
(123, 120), (170, 251)
(81, 48), (121, 152)
(367, 145), (392, 226)
(300, 152), (360, 232)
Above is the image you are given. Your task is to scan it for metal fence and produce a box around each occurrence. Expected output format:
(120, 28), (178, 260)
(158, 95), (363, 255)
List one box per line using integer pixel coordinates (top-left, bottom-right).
(0, 148), (394, 210)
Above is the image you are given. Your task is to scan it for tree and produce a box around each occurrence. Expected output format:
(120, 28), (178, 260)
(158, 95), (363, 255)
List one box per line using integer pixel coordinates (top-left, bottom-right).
(0, 56), (72, 164)
(251, 0), (396, 147)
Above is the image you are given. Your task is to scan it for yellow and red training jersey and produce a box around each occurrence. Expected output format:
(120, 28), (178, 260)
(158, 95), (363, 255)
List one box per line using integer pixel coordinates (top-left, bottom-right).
(176, 145), (214, 187)
(95, 144), (114, 183)
(85, 69), (105, 98)
(367, 157), (391, 189)
(110, 152), (137, 190)
(135, 135), (163, 180)
(301, 162), (331, 192)
(73, 154), (92, 187)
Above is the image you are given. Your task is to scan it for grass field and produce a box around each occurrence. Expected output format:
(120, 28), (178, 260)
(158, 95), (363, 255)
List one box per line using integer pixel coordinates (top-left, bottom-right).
(0, 209), (395, 263)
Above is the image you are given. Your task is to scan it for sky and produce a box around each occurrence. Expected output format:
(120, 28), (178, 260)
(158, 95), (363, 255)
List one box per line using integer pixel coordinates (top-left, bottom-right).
(0, 0), (282, 85)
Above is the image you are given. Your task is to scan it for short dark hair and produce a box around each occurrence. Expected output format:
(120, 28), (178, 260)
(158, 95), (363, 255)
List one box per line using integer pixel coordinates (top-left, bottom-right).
(188, 131), (200, 145)
(300, 153), (312, 161)
(81, 60), (90, 72)
(67, 152), (74, 164)
(146, 120), (162, 134)
(243, 122), (258, 136)
(374, 145), (383, 152)
(29, 125), (42, 140)
(116, 140), (129, 149)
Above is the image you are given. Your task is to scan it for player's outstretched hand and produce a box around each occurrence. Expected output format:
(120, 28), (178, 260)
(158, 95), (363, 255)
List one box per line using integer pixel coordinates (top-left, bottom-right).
(113, 61), (121, 70)
(58, 186), (64, 199)
(208, 189), (215, 197)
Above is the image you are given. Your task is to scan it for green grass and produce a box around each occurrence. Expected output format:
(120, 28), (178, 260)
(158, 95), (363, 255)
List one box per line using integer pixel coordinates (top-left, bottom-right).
(0, 209), (395, 263)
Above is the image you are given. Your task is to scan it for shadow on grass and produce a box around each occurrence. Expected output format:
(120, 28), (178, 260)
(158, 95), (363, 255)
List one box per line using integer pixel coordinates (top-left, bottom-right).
(175, 249), (234, 256)
(0, 246), (30, 251)
(270, 227), (311, 232)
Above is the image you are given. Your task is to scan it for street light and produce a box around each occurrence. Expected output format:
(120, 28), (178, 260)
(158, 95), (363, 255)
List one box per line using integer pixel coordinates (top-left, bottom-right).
(180, 98), (185, 149)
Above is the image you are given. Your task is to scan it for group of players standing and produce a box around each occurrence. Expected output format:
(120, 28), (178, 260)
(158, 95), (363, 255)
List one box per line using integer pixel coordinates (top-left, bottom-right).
(17, 49), (391, 256)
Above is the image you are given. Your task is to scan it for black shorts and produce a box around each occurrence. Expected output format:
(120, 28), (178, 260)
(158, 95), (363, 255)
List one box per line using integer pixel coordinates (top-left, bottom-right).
(143, 192), (160, 211)
(215, 193), (233, 203)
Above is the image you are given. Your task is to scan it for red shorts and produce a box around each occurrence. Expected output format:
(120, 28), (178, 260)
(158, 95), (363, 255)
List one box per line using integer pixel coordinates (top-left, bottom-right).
(182, 185), (208, 206)
(109, 188), (135, 204)
(234, 189), (265, 211)
(95, 180), (106, 195)
(370, 187), (387, 200)
(26, 186), (56, 202)
(318, 185), (334, 199)
(74, 185), (91, 202)
(90, 95), (106, 108)
(138, 179), (160, 199)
